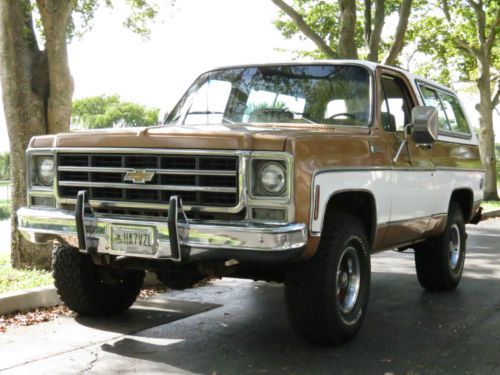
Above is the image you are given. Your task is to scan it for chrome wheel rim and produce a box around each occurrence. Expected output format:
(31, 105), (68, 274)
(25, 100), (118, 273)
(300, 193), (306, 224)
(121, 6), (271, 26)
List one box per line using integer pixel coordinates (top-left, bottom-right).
(336, 246), (361, 314)
(449, 224), (461, 270)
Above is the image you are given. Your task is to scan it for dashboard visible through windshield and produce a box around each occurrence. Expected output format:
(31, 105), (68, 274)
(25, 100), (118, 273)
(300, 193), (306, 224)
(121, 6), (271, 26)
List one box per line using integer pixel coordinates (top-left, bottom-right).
(167, 64), (371, 127)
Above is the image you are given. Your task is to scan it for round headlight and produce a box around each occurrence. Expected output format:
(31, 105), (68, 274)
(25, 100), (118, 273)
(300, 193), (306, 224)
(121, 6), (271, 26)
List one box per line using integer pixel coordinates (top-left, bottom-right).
(258, 162), (286, 195)
(37, 157), (54, 186)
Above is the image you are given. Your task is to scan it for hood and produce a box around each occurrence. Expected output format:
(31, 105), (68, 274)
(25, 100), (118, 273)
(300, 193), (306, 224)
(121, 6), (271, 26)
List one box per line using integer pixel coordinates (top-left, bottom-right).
(30, 124), (290, 151)
(29, 123), (370, 151)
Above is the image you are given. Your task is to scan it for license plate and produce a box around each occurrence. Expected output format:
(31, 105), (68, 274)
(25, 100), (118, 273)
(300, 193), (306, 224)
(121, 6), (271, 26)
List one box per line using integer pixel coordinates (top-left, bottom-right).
(110, 225), (156, 254)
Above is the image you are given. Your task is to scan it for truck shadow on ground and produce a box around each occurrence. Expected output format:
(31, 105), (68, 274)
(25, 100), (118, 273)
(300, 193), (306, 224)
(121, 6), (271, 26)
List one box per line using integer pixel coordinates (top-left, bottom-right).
(62, 230), (500, 375)
(75, 299), (222, 336)
(91, 243), (500, 375)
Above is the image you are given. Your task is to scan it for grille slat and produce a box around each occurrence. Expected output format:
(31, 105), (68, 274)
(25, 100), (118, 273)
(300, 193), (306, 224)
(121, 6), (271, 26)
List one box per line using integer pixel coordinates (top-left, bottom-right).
(57, 153), (239, 208)
(58, 181), (237, 193)
(57, 166), (237, 176)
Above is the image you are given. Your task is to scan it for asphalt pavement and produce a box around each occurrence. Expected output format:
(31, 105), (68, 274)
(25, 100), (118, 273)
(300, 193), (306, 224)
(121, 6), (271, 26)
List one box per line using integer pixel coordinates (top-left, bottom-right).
(1, 220), (500, 375)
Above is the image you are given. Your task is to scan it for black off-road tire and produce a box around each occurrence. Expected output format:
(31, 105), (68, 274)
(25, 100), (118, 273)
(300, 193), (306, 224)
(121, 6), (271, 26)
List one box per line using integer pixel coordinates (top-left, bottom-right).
(285, 213), (371, 345)
(52, 245), (144, 316)
(414, 202), (466, 291)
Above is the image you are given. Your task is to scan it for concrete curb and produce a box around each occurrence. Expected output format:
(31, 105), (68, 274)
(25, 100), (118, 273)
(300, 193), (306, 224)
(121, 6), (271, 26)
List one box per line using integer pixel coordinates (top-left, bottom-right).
(0, 271), (161, 316)
(0, 286), (61, 316)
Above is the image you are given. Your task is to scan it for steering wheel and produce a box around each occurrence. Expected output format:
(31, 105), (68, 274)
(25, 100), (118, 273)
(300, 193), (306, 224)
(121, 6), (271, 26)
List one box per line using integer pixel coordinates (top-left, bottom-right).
(328, 112), (356, 120)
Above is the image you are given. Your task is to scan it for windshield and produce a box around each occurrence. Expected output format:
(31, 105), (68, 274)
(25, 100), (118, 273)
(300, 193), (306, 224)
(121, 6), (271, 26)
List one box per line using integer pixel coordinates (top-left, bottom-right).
(167, 65), (371, 127)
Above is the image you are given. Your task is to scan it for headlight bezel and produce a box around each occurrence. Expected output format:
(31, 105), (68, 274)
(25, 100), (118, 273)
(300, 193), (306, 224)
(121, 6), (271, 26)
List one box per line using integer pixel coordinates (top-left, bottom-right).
(250, 153), (292, 200)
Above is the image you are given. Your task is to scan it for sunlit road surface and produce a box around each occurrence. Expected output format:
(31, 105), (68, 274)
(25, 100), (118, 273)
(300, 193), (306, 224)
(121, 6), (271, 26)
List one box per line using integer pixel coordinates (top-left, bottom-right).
(1, 220), (500, 375)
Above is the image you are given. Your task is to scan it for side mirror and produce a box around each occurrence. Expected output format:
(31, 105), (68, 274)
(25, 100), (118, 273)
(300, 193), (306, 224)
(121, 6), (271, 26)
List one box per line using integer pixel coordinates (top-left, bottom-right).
(411, 106), (438, 147)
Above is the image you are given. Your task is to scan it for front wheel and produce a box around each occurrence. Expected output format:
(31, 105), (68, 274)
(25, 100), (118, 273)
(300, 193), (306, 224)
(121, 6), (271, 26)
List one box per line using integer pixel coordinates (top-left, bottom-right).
(52, 245), (144, 316)
(285, 213), (371, 345)
(414, 202), (466, 291)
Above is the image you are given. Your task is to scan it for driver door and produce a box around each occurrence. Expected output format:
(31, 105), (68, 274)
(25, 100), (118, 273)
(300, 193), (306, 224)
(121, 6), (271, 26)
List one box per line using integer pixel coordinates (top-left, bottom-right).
(378, 71), (436, 246)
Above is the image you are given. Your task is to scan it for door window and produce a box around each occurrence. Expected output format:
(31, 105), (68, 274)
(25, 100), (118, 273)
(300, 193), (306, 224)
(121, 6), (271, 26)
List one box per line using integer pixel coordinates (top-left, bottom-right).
(380, 76), (413, 132)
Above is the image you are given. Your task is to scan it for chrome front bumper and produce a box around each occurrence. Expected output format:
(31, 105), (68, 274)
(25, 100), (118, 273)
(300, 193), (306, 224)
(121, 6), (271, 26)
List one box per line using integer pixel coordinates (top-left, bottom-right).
(17, 203), (308, 263)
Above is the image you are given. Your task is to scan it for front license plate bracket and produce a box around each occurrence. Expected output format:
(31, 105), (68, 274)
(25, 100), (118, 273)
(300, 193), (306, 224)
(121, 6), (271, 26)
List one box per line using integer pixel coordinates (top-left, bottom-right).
(110, 225), (156, 255)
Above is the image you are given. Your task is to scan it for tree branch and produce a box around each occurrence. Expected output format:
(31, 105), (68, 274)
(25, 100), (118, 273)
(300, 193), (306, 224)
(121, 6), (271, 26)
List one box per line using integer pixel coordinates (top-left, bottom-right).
(441, 0), (482, 59)
(364, 0), (372, 45)
(441, 0), (452, 22)
(465, 0), (487, 46)
(455, 38), (480, 58)
(383, 0), (412, 65)
(493, 80), (500, 108)
(270, 0), (337, 58)
(485, 6), (500, 51)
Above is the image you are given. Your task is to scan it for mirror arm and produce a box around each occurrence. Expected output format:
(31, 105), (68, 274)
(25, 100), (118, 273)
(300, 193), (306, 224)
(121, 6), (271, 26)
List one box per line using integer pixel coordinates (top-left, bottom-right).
(392, 123), (413, 164)
(393, 139), (407, 164)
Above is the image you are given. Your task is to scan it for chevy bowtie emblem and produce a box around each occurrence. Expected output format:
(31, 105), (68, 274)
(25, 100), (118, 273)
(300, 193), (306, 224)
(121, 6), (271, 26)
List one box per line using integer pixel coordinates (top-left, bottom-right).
(124, 170), (155, 184)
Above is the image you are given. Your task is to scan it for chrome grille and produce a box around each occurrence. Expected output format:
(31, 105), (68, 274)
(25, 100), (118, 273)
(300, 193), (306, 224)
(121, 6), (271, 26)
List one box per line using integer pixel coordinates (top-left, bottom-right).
(57, 153), (239, 207)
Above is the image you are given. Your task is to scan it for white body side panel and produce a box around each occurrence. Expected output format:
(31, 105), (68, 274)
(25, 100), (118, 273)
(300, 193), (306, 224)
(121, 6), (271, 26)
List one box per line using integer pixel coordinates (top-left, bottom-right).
(389, 170), (435, 222)
(311, 170), (393, 234)
(311, 168), (484, 235)
(433, 170), (484, 212)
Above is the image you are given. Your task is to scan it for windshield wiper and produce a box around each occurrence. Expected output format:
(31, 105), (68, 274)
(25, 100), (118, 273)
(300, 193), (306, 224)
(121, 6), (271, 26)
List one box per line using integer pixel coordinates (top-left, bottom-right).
(186, 111), (235, 124)
(293, 112), (317, 124)
(252, 108), (317, 124)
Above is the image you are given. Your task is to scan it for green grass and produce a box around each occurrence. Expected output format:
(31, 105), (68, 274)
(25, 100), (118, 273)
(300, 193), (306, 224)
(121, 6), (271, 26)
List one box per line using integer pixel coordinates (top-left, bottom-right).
(0, 200), (10, 220)
(0, 181), (9, 186)
(0, 254), (53, 294)
(482, 200), (500, 213)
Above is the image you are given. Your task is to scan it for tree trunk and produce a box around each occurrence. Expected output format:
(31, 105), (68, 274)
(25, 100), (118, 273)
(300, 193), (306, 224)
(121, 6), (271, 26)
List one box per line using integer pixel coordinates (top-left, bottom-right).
(383, 0), (413, 65)
(477, 58), (499, 200)
(0, 0), (52, 268)
(37, 0), (75, 134)
(338, 0), (358, 59)
(367, 0), (385, 62)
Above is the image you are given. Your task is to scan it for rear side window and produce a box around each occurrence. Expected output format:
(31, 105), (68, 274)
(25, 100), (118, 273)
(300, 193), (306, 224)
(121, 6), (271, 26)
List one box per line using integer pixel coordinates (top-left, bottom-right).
(417, 83), (471, 136)
(438, 92), (470, 134)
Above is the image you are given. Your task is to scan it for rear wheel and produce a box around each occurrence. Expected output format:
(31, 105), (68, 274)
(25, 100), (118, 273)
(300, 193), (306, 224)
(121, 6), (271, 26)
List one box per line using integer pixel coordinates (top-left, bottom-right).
(285, 213), (371, 345)
(52, 245), (144, 315)
(414, 202), (466, 291)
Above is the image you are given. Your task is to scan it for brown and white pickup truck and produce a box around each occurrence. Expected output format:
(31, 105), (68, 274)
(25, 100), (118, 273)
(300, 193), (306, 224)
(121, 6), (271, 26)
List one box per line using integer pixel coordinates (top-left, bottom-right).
(18, 60), (484, 345)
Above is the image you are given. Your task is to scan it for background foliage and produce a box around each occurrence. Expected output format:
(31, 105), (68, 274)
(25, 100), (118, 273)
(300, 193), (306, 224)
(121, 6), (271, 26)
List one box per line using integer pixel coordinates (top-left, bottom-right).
(406, 0), (500, 86)
(0, 153), (10, 181)
(273, 0), (421, 62)
(72, 95), (160, 129)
